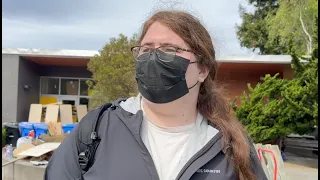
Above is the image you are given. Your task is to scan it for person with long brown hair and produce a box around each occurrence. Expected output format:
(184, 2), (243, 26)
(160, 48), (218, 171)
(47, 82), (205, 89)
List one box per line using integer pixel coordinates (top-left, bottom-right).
(44, 10), (267, 180)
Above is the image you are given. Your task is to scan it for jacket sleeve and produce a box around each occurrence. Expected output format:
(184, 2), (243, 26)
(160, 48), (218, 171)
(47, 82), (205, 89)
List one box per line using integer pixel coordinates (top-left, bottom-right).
(43, 109), (100, 180)
(249, 141), (269, 180)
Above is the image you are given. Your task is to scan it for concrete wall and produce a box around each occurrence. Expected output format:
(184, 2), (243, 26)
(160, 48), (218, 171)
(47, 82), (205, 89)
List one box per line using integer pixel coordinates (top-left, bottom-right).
(16, 58), (41, 122)
(39, 65), (92, 78)
(2, 54), (20, 123)
(2, 159), (45, 180)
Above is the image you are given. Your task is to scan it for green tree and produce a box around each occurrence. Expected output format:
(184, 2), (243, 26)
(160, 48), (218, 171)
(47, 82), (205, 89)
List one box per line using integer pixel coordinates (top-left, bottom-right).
(234, 50), (318, 143)
(237, 0), (318, 55)
(87, 34), (138, 109)
(283, 50), (318, 131)
(235, 0), (318, 143)
(267, 0), (318, 55)
(236, 0), (285, 54)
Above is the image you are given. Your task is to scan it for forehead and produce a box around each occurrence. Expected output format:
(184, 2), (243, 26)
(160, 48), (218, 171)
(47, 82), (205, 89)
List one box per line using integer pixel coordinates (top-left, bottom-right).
(140, 22), (189, 48)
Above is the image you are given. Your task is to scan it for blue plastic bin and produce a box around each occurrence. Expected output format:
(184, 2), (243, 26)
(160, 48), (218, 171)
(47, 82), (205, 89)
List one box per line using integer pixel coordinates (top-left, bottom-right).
(19, 122), (34, 137)
(33, 123), (48, 138)
(62, 123), (77, 134)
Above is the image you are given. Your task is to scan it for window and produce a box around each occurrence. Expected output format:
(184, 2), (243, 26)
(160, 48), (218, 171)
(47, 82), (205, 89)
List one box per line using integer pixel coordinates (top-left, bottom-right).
(62, 100), (75, 106)
(80, 80), (89, 96)
(60, 79), (79, 95)
(41, 77), (59, 95)
(40, 77), (92, 106)
(79, 97), (89, 107)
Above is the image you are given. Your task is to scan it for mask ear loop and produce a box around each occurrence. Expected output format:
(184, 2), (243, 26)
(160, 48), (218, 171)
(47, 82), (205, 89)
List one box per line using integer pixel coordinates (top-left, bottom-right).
(188, 71), (201, 90)
(139, 94), (143, 110)
(188, 81), (199, 90)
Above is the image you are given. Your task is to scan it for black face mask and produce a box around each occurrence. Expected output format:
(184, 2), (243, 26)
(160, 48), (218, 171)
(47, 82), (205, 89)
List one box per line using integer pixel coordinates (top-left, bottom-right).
(135, 50), (198, 104)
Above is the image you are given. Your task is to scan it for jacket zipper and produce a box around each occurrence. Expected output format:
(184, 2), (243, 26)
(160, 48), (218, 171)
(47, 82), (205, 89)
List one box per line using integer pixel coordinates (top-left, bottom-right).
(114, 107), (160, 180)
(138, 135), (161, 180)
(175, 132), (222, 180)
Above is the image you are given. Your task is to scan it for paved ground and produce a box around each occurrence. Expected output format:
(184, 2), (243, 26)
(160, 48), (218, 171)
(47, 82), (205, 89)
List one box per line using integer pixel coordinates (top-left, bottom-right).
(281, 152), (318, 180)
(284, 163), (318, 180)
(285, 152), (318, 168)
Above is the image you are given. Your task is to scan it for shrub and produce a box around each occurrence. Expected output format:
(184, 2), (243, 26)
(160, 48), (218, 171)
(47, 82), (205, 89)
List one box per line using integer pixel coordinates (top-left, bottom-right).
(234, 51), (318, 143)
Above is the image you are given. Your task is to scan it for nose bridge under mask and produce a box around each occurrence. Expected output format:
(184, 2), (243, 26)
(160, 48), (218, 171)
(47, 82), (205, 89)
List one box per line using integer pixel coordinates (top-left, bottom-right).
(149, 50), (159, 61)
(145, 52), (159, 77)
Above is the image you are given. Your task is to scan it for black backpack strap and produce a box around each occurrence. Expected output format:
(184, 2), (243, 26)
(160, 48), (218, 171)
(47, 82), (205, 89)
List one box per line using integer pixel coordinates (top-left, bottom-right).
(77, 98), (127, 174)
(77, 103), (113, 173)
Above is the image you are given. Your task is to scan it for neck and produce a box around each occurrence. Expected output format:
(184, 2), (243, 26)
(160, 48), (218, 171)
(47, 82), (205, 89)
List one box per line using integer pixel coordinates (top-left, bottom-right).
(142, 94), (198, 127)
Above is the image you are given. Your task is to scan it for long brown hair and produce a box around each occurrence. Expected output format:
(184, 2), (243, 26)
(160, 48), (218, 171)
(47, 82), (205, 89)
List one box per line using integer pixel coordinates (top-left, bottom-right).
(137, 11), (255, 180)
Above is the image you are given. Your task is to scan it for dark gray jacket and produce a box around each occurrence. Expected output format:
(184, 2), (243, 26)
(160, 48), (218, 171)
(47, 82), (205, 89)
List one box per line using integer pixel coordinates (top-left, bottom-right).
(44, 99), (268, 180)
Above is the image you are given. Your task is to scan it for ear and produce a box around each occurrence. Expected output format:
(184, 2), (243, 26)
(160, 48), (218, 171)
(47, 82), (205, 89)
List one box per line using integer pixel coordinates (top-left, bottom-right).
(197, 65), (209, 83)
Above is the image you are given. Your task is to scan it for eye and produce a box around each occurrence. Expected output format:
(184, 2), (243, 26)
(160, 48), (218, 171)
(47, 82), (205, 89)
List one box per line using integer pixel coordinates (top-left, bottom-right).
(161, 46), (177, 53)
(141, 47), (151, 53)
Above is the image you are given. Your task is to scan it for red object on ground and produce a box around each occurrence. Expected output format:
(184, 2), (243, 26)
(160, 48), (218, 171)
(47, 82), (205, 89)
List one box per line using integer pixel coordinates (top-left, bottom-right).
(28, 130), (35, 138)
(257, 148), (278, 180)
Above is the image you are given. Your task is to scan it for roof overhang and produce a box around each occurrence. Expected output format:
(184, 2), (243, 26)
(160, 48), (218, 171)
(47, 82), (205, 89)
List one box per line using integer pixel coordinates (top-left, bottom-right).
(2, 48), (99, 67)
(2, 48), (294, 68)
(217, 55), (292, 64)
(2, 48), (99, 58)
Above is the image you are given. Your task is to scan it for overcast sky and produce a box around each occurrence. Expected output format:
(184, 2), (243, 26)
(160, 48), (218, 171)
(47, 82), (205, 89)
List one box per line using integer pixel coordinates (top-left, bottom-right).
(2, 0), (256, 56)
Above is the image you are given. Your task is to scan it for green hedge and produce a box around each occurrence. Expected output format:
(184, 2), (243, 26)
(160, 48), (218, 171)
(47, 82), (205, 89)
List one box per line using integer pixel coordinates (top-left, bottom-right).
(234, 52), (318, 143)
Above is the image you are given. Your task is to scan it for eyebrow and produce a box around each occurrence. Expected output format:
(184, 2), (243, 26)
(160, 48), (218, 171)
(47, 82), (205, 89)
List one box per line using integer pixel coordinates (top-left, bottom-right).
(141, 42), (154, 46)
(160, 42), (181, 48)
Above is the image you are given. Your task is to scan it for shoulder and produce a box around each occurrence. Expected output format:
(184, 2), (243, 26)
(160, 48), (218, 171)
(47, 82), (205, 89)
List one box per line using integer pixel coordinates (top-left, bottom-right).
(246, 137), (269, 179)
(245, 136), (258, 157)
(76, 98), (129, 135)
(78, 103), (113, 126)
(75, 103), (114, 143)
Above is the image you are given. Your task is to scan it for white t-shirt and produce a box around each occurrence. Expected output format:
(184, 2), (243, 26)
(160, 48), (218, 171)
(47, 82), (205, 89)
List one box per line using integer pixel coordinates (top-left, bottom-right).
(120, 95), (219, 180)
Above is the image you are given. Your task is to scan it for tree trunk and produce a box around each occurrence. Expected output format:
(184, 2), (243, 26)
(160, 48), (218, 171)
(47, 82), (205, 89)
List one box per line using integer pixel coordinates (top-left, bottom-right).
(299, 9), (313, 54)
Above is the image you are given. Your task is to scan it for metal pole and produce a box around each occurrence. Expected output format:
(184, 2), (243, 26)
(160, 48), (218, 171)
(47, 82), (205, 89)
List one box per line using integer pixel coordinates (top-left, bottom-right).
(13, 162), (15, 180)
